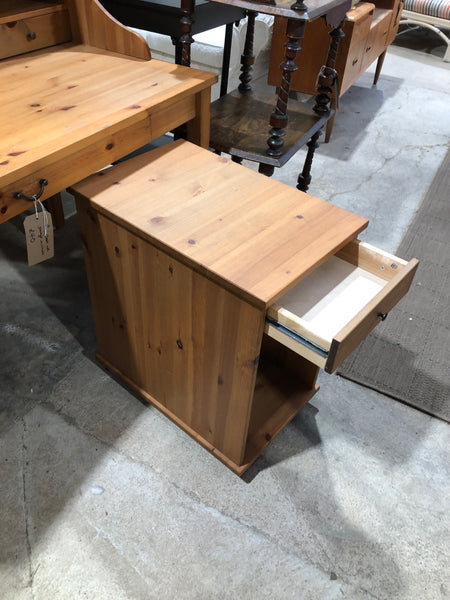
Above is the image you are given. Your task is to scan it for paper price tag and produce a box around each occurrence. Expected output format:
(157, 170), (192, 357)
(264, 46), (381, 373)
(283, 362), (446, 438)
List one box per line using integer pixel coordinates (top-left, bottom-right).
(24, 210), (54, 266)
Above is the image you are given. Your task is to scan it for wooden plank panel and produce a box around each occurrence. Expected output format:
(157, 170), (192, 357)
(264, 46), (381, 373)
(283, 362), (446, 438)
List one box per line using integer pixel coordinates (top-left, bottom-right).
(76, 197), (264, 466)
(66, 0), (151, 59)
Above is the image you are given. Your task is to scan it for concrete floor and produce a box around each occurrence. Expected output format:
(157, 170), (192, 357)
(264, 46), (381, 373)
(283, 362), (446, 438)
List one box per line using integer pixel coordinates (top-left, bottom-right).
(1, 29), (449, 600)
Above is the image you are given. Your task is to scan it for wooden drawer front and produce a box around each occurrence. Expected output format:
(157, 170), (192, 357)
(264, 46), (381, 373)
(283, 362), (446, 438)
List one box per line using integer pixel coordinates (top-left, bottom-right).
(0, 118), (151, 223)
(341, 38), (368, 93)
(265, 240), (418, 373)
(0, 9), (71, 60)
(362, 9), (392, 69)
(340, 3), (374, 92)
(347, 3), (375, 45)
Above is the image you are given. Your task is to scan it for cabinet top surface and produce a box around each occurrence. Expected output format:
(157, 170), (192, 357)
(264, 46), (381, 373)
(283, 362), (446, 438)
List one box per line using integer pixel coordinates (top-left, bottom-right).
(71, 140), (369, 308)
(0, 45), (216, 188)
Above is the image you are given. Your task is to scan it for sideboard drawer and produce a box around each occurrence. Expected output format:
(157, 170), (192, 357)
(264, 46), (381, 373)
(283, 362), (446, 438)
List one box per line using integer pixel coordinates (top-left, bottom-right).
(265, 240), (418, 373)
(0, 7), (71, 60)
(361, 8), (392, 69)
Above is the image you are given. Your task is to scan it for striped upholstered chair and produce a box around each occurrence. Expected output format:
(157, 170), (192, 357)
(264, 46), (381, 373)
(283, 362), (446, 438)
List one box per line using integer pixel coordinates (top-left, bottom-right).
(400, 0), (450, 61)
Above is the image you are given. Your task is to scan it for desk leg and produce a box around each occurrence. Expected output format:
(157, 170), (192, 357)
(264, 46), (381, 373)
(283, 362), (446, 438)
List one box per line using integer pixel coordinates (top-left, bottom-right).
(45, 193), (65, 229)
(186, 88), (212, 148)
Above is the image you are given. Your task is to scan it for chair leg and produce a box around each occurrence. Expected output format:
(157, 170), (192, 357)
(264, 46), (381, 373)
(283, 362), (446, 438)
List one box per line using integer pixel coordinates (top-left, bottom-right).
(297, 130), (321, 192)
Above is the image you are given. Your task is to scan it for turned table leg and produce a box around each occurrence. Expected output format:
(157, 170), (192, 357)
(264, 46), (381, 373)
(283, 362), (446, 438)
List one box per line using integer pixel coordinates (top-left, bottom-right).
(179, 0), (195, 67)
(238, 10), (256, 94)
(266, 16), (306, 161)
(297, 131), (320, 191)
(297, 20), (345, 191)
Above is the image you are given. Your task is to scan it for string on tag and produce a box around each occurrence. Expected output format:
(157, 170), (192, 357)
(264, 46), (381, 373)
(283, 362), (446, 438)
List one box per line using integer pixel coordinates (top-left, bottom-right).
(33, 198), (49, 238)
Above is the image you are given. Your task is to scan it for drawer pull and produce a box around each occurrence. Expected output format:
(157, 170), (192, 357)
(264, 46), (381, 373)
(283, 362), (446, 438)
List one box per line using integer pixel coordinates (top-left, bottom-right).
(27, 32), (37, 41)
(377, 311), (388, 321)
(14, 178), (48, 202)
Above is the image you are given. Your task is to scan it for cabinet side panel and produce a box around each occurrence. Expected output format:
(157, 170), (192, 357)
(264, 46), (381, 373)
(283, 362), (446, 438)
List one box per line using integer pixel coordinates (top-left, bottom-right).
(77, 200), (264, 467)
(76, 198), (140, 380)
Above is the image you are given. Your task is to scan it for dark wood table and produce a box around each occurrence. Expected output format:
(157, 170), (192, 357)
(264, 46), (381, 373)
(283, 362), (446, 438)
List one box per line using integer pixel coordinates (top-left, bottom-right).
(100, 0), (246, 96)
(208, 0), (352, 190)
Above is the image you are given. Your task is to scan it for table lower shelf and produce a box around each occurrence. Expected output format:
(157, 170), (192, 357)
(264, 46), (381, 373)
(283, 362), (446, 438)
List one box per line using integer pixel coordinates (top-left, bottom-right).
(209, 84), (331, 168)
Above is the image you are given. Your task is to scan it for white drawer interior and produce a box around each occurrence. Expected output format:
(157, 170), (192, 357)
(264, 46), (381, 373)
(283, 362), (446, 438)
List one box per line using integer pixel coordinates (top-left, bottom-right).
(277, 254), (386, 342)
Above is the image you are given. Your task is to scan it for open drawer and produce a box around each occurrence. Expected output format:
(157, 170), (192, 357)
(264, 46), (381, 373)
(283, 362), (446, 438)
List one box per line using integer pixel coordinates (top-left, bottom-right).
(265, 240), (419, 373)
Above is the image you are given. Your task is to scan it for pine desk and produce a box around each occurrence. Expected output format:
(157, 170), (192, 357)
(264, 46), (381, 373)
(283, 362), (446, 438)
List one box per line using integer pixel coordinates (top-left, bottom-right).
(0, 0), (217, 223)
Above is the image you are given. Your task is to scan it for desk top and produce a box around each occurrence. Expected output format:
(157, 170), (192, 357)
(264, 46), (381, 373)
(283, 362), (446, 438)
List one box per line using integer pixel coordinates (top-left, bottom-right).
(0, 43), (216, 219)
(71, 139), (368, 308)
